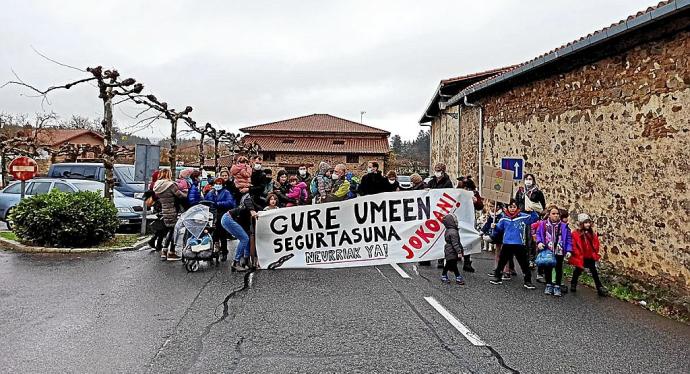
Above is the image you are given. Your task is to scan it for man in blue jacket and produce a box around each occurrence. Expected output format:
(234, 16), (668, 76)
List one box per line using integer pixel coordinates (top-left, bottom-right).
(205, 178), (236, 261)
(486, 198), (538, 289)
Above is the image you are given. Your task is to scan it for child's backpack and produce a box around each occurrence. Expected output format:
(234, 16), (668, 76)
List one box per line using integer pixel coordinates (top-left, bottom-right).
(310, 178), (319, 196)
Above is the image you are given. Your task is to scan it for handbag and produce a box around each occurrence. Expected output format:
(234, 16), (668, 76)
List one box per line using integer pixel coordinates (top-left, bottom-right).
(535, 249), (557, 267)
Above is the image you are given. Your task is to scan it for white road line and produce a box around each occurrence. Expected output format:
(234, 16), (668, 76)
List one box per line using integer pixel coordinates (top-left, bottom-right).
(424, 296), (486, 346)
(390, 263), (411, 278)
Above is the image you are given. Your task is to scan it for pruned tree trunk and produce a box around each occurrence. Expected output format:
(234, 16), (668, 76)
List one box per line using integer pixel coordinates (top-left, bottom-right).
(199, 131), (205, 170)
(214, 138), (220, 173)
(169, 118), (178, 178)
(102, 87), (115, 201)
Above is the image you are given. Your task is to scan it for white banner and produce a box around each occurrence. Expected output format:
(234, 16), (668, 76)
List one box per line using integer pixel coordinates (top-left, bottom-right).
(255, 189), (481, 269)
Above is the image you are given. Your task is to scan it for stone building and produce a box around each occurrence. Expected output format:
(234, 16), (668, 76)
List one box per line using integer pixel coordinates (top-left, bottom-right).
(235, 114), (390, 175)
(420, 1), (690, 294)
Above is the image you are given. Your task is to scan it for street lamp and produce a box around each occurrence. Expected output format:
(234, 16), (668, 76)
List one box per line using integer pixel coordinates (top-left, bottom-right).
(360, 111), (366, 123)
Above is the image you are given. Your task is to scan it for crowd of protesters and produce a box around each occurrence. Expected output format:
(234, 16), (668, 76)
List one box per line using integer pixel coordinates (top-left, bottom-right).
(144, 156), (606, 296)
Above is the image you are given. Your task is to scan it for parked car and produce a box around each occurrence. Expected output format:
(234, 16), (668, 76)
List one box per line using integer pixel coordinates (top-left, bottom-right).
(47, 163), (145, 199)
(398, 175), (412, 190)
(0, 179), (151, 230)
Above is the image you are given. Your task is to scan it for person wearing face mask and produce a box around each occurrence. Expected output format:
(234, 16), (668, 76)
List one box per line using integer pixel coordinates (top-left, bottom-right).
(569, 213), (607, 296)
(323, 164), (350, 202)
(219, 167), (241, 204)
(358, 161), (387, 196)
(515, 173), (546, 213)
(204, 178), (236, 261)
(296, 164), (313, 204)
(313, 162), (333, 204)
(249, 156), (270, 210)
(428, 163), (454, 189)
(231, 156), (252, 194)
(385, 170), (400, 192)
(485, 198), (539, 289)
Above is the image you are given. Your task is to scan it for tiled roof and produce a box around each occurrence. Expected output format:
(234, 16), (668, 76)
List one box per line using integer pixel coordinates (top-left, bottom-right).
(240, 114), (390, 135)
(446, 0), (687, 106)
(242, 135), (389, 155)
(420, 66), (515, 123)
(33, 128), (104, 147)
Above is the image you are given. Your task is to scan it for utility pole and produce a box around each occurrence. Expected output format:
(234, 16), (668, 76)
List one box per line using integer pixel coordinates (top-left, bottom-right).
(360, 111), (366, 123)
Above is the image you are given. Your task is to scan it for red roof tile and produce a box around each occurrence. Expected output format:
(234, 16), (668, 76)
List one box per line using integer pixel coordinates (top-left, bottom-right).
(242, 135), (389, 155)
(33, 128), (104, 147)
(240, 114), (390, 135)
(440, 66), (517, 85)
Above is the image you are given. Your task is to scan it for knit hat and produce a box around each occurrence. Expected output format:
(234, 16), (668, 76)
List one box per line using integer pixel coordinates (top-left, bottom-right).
(577, 213), (591, 223)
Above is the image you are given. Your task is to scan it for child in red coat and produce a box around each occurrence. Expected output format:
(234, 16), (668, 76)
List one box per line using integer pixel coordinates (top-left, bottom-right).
(569, 213), (607, 296)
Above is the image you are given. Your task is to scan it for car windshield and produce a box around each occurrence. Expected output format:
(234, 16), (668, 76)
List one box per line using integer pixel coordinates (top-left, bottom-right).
(70, 181), (124, 197)
(398, 176), (411, 182)
(115, 165), (139, 184)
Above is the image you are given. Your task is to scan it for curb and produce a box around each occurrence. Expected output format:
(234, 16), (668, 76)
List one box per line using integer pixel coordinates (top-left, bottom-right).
(0, 234), (153, 254)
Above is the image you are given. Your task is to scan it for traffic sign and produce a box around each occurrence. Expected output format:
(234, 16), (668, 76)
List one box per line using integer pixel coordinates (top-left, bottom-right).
(9, 156), (38, 181)
(501, 158), (524, 180)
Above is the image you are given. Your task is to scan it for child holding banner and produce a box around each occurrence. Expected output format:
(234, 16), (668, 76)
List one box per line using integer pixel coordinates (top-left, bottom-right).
(441, 214), (465, 285)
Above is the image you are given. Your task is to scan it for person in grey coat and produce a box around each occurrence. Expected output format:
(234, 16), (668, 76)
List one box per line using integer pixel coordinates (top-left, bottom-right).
(441, 214), (465, 285)
(153, 168), (187, 261)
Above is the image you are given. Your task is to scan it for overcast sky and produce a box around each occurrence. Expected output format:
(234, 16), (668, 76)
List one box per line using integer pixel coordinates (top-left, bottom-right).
(1, 0), (656, 140)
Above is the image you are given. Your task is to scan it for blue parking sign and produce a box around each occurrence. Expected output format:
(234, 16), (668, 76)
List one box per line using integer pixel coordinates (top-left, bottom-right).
(501, 158), (524, 180)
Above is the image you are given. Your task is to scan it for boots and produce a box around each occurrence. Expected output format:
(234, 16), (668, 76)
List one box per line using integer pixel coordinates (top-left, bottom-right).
(437, 259), (445, 269)
(231, 260), (248, 272)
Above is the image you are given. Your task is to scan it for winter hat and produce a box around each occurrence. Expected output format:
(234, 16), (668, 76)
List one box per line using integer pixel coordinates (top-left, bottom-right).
(577, 213), (591, 223)
(434, 163), (446, 172)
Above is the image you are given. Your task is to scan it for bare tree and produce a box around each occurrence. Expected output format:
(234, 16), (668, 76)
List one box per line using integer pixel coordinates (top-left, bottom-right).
(2, 66), (144, 200)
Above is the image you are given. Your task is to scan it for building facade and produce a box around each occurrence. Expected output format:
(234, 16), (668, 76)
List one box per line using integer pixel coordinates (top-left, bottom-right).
(237, 114), (390, 175)
(421, 1), (690, 294)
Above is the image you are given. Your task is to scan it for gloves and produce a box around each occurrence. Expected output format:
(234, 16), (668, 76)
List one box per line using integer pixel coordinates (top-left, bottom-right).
(537, 242), (545, 250)
(565, 252), (572, 260)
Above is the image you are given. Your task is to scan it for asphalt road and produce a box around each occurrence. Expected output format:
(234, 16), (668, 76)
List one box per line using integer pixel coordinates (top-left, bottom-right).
(1, 246), (688, 374)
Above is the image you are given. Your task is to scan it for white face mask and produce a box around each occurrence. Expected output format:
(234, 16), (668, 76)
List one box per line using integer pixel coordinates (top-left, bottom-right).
(253, 164), (262, 170)
(366, 167), (372, 173)
(331, 173), (339, 180)
(524, 180), (533, 187)
(388, 179), (395, 184)
(434, 171), (442, 178)
(299, 169), (307, 176)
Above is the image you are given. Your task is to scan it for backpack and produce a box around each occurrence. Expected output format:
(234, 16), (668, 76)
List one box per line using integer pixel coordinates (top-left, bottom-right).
(310, 178), (319, 196)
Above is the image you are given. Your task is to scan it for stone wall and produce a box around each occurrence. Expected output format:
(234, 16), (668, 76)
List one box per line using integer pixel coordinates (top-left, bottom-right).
(459, 106), (480, 179)
(429, 105), (460, 181)
(464, 27), (690, 293)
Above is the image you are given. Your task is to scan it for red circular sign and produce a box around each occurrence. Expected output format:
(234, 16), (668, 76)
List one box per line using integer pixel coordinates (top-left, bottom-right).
(9, 156), (38, 181)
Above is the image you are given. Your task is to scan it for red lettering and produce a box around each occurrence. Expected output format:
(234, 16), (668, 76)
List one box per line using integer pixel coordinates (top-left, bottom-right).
(443, 193), (457, 203)
(425, 219), (441, 232)
(415, 226), (435, 244)
(433, 210), (446, 222)
(436, 198), (453, 213)
(402, 244), (414, 259)
(409, 236), (423, 249)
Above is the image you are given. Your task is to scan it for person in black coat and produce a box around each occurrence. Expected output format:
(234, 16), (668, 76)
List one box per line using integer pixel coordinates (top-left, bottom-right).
(428, 163), (454, 189)
(358, 161), (387, 196)
(384, 170), (401, 192)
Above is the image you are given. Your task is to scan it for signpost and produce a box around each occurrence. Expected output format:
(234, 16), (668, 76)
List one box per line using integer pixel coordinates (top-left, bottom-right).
(134, 144), (161, 235)
(9, 156), (38, 200)
(501, 157), (524, 181)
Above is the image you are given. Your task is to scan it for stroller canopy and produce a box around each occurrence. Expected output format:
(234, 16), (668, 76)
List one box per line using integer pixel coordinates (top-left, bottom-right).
(178, 204), (212, 239)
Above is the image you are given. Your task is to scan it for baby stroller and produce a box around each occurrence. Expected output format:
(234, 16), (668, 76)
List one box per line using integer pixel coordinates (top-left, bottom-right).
(174, 202), (221, 272)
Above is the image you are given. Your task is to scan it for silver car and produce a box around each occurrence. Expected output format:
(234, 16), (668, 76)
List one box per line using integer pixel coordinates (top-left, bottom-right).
(398, 175), (412, 190)
(0, 179), (150, 230)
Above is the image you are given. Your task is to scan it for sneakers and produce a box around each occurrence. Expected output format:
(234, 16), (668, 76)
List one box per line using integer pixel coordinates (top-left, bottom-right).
(487, 272), (497, 277)
(553, 285), (562, 297)
(166, 252), (181, 261)
(502, 272), (512, 280)
(456, 276), (465, 285)
(220, 252), (228, 262)
(231, 261), (248, 272)
(510, 270), (517, 276)
(463, 264), (476, 273)
(536, 274), (545, 283)
(441, 275), (449, 283)
(523, 282), (536, 290)
(160, 251), (167, 259)
(489, 279), (503, 285)
(545, 284), (554, 295)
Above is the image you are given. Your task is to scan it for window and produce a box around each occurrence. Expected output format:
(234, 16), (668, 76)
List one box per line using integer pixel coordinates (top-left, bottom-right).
(2, 183), (21, 194)
(282, 139), (295, 144)
(332, 140), (345, 145)
(53, 182), (75, 193)
(346, 154), (359, 164)
(50, 165), (99, 180)
(27, 182), (52, 195)
(263, 152), (276, 162)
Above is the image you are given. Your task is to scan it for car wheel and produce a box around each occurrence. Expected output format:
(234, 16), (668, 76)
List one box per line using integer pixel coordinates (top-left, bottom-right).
(5, 208), (14, 231)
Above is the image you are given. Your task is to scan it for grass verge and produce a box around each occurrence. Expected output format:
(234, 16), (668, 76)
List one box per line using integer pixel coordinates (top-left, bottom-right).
(1, 231), (140, 249)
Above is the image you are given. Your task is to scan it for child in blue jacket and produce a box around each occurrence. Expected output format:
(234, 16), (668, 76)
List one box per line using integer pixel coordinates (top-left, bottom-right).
(204, 178), (236, 261)
(535, 204), (573, 297)
(486, 199), (538, 289)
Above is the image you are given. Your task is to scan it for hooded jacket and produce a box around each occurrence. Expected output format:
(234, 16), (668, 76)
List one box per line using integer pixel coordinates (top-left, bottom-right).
(315, 162), (333, 200)
(443, 214), (463, 261)
(535, 219), (573, 255)
(569, 229), (601, 268)
(358, 170), (387, 195)
(491, 210), (538, 246)
(153, 179), (187, 227)
(286, 181), (308, 206)
(230, 163), (252, 192)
